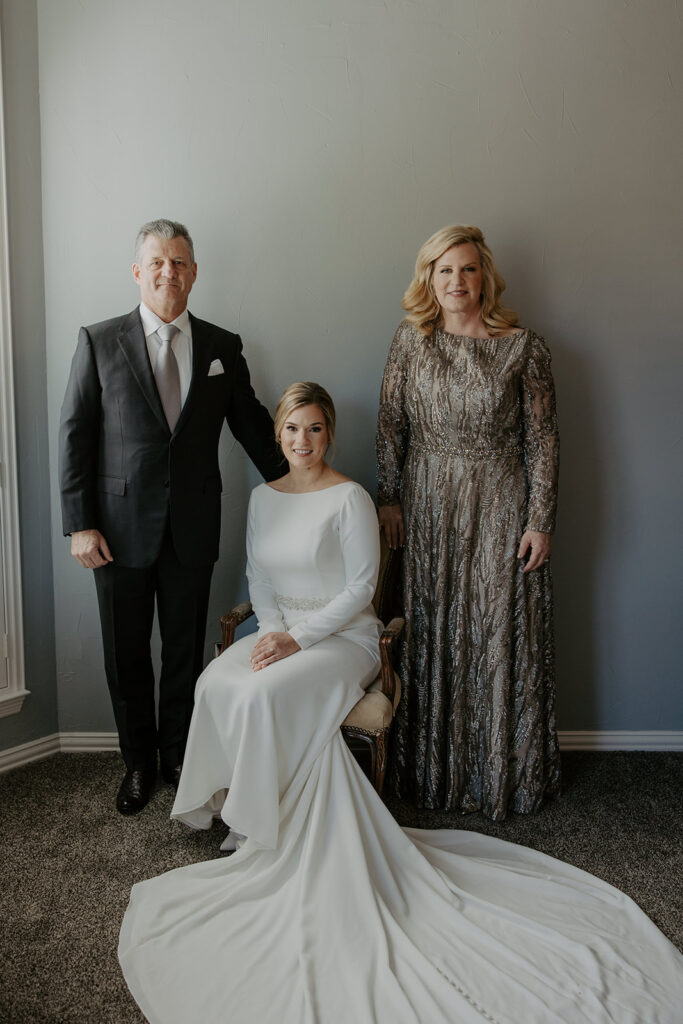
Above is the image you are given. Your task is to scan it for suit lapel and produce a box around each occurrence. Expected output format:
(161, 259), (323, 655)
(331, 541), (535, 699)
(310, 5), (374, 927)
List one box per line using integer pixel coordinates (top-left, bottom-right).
(117, 309), (169, 433)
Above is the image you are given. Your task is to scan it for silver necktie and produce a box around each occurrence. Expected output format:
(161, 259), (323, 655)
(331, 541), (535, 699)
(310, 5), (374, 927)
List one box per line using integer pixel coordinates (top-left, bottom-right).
(155, 324), (181, 431)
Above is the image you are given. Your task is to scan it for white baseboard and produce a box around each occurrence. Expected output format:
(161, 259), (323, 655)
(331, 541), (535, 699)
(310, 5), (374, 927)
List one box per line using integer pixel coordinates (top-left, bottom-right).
(0, 731), (119, 773)
(59, 731), (119, 753)
(0, 732), (61, 773)
(1, 729), (682, 775)
(557, 730), (683, 751)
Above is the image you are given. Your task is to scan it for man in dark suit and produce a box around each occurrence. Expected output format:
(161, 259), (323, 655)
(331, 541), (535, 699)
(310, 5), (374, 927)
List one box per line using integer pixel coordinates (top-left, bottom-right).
(60, 219), (282, 815)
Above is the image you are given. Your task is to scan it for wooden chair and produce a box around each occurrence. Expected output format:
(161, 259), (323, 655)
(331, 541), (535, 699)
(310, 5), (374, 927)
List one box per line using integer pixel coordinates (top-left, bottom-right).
(218, 532), (404, 796)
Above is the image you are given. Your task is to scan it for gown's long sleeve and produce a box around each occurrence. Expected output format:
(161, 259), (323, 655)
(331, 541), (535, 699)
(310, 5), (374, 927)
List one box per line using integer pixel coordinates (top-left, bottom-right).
(376, 322), (412, 506)
(246, 495), (287, 637)
(287, 486), (380, 650)
(520, 333), (560, 533)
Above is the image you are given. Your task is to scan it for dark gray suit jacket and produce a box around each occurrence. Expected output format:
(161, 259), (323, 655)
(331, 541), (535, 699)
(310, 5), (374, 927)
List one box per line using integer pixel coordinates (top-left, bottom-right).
(59, 307), (281, 568)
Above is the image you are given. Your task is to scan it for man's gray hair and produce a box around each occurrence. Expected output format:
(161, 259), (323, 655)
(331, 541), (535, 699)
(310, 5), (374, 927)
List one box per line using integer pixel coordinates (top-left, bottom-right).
(134, 219), (195, 264)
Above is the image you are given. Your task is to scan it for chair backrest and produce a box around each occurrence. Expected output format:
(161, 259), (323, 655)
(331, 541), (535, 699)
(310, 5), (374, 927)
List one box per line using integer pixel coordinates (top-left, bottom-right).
(372, 531), (403, 625)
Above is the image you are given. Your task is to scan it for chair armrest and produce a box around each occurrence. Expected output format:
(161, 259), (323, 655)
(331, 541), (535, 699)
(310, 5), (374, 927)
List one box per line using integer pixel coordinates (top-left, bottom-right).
(219, 602), (254, 653)
(378, 616), (405, 704)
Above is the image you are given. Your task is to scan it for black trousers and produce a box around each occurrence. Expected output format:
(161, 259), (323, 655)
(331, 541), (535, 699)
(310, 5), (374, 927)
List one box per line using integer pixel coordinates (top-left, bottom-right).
(94, 525), (214, 772)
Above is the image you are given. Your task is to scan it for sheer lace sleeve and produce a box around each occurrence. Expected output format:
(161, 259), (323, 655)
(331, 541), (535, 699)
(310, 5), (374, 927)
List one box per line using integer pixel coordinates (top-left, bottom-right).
(246, 492), (286, 637)
(376, 321), (414, 506)
(521, 333), (559, 533)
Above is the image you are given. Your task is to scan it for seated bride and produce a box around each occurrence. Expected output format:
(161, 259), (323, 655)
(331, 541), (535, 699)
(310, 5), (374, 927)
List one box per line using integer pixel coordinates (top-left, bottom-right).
(170, 380), (383, 851)
(120, 382), (682, 1024)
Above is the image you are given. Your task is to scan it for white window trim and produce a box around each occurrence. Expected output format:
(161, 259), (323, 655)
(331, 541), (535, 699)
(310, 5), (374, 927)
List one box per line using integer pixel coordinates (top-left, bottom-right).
(0, 34), (28, 718)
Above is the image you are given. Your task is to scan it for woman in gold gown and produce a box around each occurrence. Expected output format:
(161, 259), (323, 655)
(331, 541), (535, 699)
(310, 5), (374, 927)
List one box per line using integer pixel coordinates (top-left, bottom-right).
(377, 224), (560, 820)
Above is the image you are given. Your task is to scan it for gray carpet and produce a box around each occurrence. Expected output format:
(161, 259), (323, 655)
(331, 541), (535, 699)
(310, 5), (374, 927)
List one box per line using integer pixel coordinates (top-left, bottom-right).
(1, 751), (681, 1023)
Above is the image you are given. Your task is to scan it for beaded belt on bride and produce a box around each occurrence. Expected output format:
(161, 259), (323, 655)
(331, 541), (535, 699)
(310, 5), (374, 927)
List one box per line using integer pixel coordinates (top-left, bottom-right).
(411, 440), (523, 460)
(275, 594), (331, 612)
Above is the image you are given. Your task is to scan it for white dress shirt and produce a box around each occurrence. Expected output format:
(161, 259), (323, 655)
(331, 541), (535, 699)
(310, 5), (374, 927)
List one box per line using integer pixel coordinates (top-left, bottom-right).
(139, 302), (193, 407)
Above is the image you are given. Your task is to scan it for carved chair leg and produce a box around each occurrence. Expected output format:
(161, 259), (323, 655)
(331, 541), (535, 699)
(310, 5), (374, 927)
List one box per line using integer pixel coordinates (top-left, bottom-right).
(374, 730), (388, 797)
(368, 739), (378, 789)
(342, 730), (380, 790)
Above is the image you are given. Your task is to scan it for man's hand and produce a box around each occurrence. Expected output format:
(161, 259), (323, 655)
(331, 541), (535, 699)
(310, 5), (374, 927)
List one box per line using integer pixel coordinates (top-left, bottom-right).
(250, 632), (301, 671)
(378, 504), (405, 550)
(70, 529), (113, 569)
(517, 530), (552, 573)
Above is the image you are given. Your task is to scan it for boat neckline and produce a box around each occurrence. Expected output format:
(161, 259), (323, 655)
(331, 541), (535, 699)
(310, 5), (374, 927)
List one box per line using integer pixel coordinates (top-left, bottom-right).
(264, 480), (356, 495)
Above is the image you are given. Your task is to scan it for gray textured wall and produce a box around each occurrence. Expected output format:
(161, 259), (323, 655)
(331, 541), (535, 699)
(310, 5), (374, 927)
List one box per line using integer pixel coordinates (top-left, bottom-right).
(0, 0), (58, 750)
(4, 0), (682, 749)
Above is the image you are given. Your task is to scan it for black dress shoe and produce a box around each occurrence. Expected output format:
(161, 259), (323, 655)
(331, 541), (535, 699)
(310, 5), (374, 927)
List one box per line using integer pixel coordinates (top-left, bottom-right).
(116, 768), (155, 815)
(161, 764), (183, 790)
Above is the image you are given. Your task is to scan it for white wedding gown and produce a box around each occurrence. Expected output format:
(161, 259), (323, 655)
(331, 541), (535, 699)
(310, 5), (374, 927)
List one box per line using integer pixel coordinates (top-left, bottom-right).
(119, 482), (682, 1023)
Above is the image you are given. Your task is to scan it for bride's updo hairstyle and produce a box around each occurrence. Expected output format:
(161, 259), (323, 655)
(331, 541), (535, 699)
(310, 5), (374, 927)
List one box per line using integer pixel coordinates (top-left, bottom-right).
(402, 224), (518, 338)
(274, 382), (336, 448)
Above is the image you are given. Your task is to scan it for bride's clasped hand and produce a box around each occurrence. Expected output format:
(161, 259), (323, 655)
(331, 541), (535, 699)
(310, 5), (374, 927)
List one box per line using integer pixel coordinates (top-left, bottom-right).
(249, 631), (301, 670)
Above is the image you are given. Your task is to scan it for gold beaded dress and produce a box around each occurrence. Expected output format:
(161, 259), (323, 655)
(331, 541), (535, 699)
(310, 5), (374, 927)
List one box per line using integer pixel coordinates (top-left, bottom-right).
(377, 321), (561, 819)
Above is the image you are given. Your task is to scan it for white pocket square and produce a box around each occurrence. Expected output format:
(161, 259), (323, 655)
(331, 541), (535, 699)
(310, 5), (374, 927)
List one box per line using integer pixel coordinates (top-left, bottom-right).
(208, 359), (225, 376)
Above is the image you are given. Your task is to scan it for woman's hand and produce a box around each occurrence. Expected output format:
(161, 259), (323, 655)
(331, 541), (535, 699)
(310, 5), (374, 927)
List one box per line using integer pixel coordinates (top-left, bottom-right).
(379, 504), (405, 549)
(250, 632), (301, 671)
(517, 530), (552, 573)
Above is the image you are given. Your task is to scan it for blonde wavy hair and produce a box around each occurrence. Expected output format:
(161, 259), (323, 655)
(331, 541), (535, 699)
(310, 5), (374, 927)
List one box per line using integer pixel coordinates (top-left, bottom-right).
(402, 225), (518, 337)
(274, 382), (336, 448)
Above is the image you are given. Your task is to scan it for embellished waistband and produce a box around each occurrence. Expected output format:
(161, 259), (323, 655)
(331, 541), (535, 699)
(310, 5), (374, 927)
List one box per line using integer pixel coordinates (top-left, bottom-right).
(410, 440), (523, 460)
(275, 593), (331, 612)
